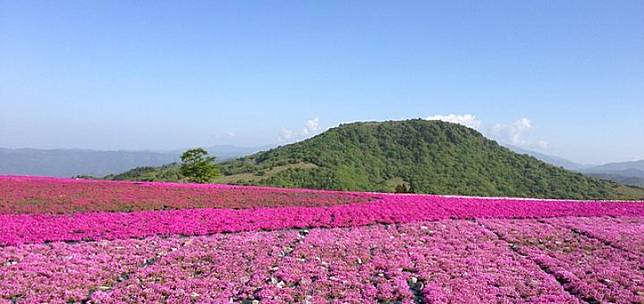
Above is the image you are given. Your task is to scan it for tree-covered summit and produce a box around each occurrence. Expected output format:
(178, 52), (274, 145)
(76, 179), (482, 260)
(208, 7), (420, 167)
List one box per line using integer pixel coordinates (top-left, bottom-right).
(109, 119), (644, 200)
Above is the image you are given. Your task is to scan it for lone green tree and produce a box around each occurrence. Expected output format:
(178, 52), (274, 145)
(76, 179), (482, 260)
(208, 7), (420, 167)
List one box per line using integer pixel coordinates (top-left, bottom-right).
(180, 148), (220, 183)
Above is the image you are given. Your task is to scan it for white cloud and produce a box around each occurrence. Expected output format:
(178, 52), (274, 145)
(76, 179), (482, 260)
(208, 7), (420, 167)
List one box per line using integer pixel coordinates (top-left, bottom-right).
(489, 117), (548, 150)
(282, 115), (550, 150)
(425, 114), (549, 150)
(303, 117), (320, 135)
(278, 128), (295, 142)
(491, 118), (532, 146)
(279, 117), (323, 142)
(425, 114), (481, 130)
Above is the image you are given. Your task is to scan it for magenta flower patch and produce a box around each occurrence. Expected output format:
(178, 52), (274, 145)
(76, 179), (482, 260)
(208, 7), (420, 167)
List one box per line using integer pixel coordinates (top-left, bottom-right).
(0, 176), (642, 303)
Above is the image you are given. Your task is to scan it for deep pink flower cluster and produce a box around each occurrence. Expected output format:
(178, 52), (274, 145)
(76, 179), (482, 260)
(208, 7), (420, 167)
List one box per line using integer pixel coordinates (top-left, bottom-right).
(0, 176), (375, 214)
(1, 193), (643, 246)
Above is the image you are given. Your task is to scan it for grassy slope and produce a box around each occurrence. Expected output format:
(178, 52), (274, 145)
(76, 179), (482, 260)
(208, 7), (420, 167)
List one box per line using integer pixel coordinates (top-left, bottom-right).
(108, 120), (644, 200)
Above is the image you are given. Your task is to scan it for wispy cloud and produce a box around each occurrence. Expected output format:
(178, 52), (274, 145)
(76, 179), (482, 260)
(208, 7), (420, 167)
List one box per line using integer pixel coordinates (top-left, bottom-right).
(278, 117), (322, 142)
(489, 117), (549, 150)
(302, 118), (320, 135)
(426, 114), (549, 150)
(425, 114), (481, 130)
(491, 118), (532, 146)
(278, 128), (295, 142)
(212, 131), (237, 141)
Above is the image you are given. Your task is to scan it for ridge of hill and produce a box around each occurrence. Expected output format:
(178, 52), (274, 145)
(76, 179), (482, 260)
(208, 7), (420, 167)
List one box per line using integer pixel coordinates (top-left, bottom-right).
(108, 119), (644, 200)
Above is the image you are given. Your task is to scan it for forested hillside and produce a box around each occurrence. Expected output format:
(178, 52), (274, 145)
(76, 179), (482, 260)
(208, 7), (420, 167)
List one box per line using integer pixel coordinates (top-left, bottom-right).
(109, 120), (644, 200)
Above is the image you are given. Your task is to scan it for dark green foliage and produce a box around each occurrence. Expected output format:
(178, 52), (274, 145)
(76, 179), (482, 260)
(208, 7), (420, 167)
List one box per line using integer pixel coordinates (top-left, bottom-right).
(105, 163), (183, 182)
(395, 184), (413, 193)
(107, 120), (643, 199)
(180, 148), (220, 183)
(220, 119), (626, 199)
(73, 175), (100, 179)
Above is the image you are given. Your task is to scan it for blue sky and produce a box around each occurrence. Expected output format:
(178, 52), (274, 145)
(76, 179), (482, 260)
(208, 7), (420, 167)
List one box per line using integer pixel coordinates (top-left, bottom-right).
(1, 1), (643, 164)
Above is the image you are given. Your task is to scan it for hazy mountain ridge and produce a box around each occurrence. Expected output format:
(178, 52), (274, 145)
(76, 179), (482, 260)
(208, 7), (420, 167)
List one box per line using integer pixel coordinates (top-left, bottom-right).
(584, 160), (644, 175)
(506, 146), (644, 187)
(584, 172), (644, 187)
(581, 160), (644, 187)
(0, 146), (264, 177)
(505, 145), (591, 170)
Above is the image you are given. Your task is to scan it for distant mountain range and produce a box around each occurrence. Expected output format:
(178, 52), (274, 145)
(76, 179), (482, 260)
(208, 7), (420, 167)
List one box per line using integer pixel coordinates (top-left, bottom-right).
(508, 146), (644, 187)
(0, 146), (266, 177)
(505, 145), (591, 170)
(582, 160), (644, 187)
(110, 119), (644, 200)
(584, 159), (644, 174)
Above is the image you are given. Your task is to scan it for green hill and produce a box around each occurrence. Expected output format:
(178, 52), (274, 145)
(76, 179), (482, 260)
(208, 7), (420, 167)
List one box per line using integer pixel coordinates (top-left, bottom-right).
(108, 119), (644, 200)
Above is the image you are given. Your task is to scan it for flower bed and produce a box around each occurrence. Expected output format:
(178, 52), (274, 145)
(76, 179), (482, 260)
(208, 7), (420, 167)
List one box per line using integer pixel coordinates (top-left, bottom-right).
(0, 176), (376, 214)
(1, 194), (643, 246)
(5, 218), (640, 303)
(1, 220), (608, 303)
(1, 176), (642, 303)
(543, 216), (644, 254)
(480, 218), (644, 303)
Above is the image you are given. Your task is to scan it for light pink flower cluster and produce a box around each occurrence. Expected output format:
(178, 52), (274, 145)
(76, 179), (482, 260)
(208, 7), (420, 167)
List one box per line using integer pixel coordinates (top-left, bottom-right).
(543, 216), (644, 254)
(0, 237), (180, 303)
(10, 219), (637, 303)
(480, 218), (644, 303)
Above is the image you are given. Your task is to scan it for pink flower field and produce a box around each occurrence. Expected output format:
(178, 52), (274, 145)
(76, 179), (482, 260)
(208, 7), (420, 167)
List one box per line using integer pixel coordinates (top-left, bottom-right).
(0, 176), (643, 303)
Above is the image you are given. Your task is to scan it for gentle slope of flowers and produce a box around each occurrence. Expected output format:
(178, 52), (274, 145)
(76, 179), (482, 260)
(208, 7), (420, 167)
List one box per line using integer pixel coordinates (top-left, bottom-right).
(3, 218), (642, 303)
(0, 176), (375, 214)
(1, 194), (643, 246)
(480, 218), (644, 303)
(0, 176), (642, 303)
